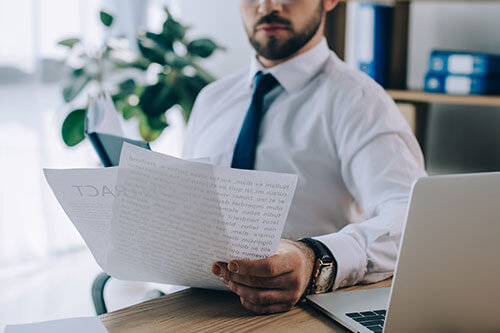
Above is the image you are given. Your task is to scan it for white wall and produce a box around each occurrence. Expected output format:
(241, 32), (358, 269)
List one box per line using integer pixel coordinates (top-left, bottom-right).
(171, 0), (252, 78)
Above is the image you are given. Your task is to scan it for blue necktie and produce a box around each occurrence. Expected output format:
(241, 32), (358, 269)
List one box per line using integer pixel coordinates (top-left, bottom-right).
(231, 72), (279, 170)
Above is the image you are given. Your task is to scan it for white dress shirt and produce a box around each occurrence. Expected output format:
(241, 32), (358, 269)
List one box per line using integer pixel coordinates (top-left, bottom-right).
(182, 39), (427, 290)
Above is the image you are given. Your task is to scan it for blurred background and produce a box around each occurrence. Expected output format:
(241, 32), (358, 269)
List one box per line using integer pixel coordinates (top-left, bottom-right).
(1, 0), (500, 329)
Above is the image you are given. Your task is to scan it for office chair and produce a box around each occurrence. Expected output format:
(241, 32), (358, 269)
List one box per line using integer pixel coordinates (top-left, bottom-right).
(424, 104), (500, 175)
(91, 273), (165, 315)
(92, 273), (112, 315)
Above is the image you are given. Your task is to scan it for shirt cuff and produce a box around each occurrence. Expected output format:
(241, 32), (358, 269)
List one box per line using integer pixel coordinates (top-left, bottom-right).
(313, 232), (366, 290)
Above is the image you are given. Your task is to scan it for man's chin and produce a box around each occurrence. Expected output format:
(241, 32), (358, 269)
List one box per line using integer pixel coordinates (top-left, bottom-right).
(254, 44), (295, 61)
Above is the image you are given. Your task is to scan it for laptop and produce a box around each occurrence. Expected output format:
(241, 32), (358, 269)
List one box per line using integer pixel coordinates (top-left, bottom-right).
(307, 173), (500, 332)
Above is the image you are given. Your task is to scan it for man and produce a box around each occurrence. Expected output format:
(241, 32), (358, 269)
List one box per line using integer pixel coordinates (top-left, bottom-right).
(182, 0), (426, 314)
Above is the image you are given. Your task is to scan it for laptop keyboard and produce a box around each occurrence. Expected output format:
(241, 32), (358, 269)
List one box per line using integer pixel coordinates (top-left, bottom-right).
(346, 310), (386, 332)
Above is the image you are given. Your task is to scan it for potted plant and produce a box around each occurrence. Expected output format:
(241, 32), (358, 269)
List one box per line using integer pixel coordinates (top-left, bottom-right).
(59, 7), (223, 146)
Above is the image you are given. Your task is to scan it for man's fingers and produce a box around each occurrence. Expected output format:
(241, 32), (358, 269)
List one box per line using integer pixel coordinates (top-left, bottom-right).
(221, 269), (301, 290)
(215, 262), (299, 289)
(240, 297), (294, 315)
(228, 252), (299, 277)
(212, 262), (225, 276)
(224, 280), (296, 305)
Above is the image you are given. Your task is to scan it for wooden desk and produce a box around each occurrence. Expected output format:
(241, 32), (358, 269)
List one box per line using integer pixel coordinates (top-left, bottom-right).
(101, 278), (392, 332)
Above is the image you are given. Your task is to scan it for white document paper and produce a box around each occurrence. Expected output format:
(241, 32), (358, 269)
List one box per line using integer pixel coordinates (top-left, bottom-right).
(43, 167), (118, 267)
(86, 93), (124, 136)
(4, 317), (107, 333)
(44, 144), (298, 290)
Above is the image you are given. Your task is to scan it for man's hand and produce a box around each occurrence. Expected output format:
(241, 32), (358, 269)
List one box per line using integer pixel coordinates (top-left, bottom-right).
(211, 239), (315, 314)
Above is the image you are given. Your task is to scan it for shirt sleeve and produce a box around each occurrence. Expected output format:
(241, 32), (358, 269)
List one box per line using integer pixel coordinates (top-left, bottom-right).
(314, 86), (427, 290)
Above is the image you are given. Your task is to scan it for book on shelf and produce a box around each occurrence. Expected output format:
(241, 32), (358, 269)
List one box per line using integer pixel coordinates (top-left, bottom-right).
(429, 50), (500, 76)
(424, 72), (500, 96)
(353, 3), (394, 87)
(85, 93), (150, 167)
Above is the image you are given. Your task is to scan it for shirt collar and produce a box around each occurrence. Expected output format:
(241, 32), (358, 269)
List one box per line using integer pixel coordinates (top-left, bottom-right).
(247, 38), (331, 93)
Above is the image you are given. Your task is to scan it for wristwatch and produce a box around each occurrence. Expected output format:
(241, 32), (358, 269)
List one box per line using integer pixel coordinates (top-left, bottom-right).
(298, 238), (337, 295)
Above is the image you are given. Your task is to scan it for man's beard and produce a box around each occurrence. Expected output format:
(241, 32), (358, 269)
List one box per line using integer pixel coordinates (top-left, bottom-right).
(248, 4), (324, 61)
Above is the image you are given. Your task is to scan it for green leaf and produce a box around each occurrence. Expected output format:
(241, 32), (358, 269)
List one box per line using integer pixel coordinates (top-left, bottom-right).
(162, 8), (188, 41)
(122, 104), (140, 120)
(63, 74), (92, 103)
(139, 116), (164, 142)
(100, 11), (114, 27)
(111, 94), (125, 105)
(138, 38), (167, 65)
(177, 75), (208, 121)
(165, 53), (191, 69)
(128, 57), (151, 70)
(145, 31), (174, 51)
(139, 81), (178, 118)
(62, 109), (86, 147)
(187, 39), (221, 58)
(71, 68), (85, 77)
(119, 79), (136, 95)
(134, 85), (146, 97)
(58, 38), (81, 48)
(186, 74), (210, 92)
(177, 96), (193, 122)
(147, 114), (169, 131)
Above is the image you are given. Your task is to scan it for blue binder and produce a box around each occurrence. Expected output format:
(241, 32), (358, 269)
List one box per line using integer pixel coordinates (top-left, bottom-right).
(355, 3), (394, 87)
(86, 131), (151, 167)
(429, 50), (500, 76)
(424, 72), (500, 95)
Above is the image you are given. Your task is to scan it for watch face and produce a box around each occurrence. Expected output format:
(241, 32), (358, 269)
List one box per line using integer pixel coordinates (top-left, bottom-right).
(314, 265), (335, 293)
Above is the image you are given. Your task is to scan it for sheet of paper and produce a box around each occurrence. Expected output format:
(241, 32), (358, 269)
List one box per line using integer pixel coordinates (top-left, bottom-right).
(43, 168), (118, 267)
(106, 144), (298, 289)
(44, 144), (298, 290)
(4, 317), (107, 333)
(43, 159), (210, 269)
(86, 93), (124, 136)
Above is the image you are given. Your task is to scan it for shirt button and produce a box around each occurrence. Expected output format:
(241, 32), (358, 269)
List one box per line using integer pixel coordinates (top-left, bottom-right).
(341, 280), (348, 287)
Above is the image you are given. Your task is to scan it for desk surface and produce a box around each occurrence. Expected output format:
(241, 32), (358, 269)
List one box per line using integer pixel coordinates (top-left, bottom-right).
(100, 279), (392, 332)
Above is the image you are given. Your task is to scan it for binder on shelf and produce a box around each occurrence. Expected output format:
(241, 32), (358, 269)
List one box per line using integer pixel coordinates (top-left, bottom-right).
(354, 3), (394, 87)
(86, 93), (150, 167)
(429, 50), (500, 76)
(424, 72), (500, 96)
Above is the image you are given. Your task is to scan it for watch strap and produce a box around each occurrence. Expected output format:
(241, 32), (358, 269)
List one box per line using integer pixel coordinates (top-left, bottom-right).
(298, 238), (334, 264)
(298, 238), (337, 295)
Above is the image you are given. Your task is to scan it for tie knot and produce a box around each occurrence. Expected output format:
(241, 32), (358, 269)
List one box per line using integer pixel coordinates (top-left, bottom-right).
(254, 71), (279, 96)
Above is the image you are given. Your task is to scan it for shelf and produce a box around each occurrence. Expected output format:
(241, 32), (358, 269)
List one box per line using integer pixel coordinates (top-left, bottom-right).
(387, 90), (500, 107)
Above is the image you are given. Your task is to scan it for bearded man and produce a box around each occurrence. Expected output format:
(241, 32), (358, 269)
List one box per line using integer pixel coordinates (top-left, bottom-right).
(182, 0), (427, 314)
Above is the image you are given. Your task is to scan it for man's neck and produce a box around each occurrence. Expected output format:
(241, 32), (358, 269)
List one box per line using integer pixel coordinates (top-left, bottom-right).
(256, 23), (325, 69)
